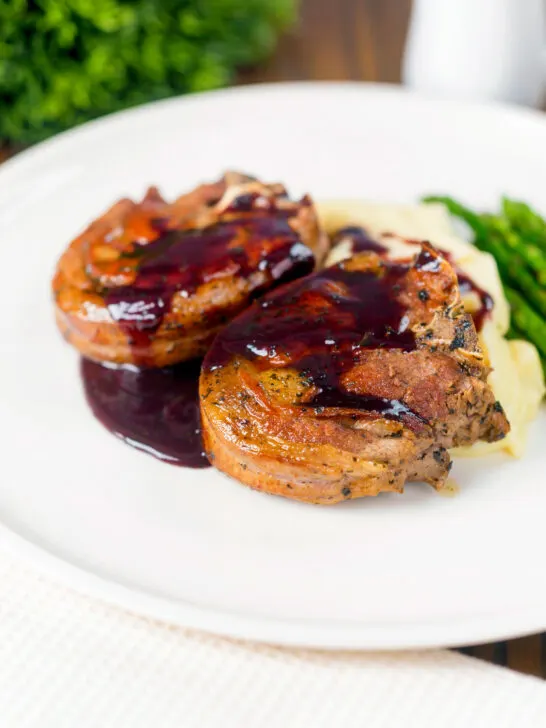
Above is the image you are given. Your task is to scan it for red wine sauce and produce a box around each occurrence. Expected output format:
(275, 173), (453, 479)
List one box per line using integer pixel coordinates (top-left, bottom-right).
(81, 357), (210, 468)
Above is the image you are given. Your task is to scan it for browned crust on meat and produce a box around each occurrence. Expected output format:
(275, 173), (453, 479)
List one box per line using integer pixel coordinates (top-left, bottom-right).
(200, 247), (510, 504)
(52, 172), (329, 367)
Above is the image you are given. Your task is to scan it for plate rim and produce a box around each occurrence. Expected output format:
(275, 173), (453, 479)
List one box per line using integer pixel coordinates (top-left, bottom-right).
(3, 80), (546, 187)
(2, 81), (546, 650)
(2, 517), (546, 650)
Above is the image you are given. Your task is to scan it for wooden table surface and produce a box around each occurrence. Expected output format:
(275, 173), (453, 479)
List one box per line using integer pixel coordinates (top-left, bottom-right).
(2, 0), (544, 678)
(240, 0), (546, 679)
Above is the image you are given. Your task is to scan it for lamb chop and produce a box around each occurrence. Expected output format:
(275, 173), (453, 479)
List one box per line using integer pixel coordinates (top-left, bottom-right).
(200, 244), (509, 503)
(53, 172), (328, 367)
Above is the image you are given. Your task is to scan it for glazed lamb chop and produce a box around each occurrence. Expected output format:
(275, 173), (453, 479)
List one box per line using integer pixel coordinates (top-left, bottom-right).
(200, 244), (509, 503)
(53, 172), (328, 367)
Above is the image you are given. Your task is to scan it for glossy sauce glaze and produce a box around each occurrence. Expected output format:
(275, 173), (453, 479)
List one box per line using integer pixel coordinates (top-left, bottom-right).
(332, 225), (493, 331)
(81, 357), (210, 468)
(205, 252), (428, 429)
(105, 203), (315, 361)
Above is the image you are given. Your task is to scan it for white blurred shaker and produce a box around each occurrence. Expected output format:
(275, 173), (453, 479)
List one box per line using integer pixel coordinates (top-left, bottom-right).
(403, 0), (546, 107)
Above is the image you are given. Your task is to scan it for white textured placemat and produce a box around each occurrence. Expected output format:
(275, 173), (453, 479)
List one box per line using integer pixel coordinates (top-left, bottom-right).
(1, 549), (546, 728)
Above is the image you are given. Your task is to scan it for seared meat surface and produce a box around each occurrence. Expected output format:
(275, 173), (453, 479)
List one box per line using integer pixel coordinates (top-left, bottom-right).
(53, 172), (328, 367)
(200, 244), (509, 503)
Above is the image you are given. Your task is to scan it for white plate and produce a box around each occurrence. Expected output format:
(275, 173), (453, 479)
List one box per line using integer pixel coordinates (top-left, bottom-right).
(1, 82), (545, 650)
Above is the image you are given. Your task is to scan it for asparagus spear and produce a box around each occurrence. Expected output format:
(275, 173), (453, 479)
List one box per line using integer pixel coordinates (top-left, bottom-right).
(484, 214), (546, 286)
(474, 235), (546, 318)
(502, 197), (546, 252)
(504, 287), (546, 359)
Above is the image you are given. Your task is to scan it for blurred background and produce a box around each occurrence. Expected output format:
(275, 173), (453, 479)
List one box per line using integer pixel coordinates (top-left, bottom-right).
(0, 0), (411, 156)
(238, 0), (410, 87)
(3, 0), (544, 158)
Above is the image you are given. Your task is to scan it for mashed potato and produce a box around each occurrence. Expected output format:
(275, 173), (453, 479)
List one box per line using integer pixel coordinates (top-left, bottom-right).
(317, 200), (545, 457)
